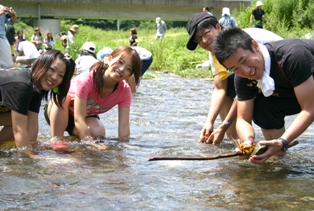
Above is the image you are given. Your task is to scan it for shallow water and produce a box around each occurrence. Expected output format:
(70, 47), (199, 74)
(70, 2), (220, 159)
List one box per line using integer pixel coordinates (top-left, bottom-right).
(1, 73), (314, 210)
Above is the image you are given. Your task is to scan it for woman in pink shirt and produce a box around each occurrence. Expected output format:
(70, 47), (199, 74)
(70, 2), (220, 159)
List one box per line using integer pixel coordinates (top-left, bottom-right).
(45, 46), (141, 146)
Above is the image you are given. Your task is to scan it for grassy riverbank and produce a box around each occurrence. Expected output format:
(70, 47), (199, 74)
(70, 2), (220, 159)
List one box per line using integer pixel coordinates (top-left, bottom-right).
(62, 25), (212, 78)
(14, 0), (314, 79)
(14, 21), (213, 79)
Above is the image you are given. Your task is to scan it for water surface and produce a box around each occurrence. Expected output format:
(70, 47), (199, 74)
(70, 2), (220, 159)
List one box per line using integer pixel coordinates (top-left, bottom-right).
(1, 73), (314, 210)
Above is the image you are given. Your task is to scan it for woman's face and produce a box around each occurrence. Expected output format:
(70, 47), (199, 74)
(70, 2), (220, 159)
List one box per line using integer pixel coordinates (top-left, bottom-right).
(107, 55), (133, 81)
(40, 57), (66, 91)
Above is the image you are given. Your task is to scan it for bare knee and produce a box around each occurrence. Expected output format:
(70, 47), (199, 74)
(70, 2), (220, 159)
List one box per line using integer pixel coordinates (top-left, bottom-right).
(90, 124), (106, 137)
(85, 117), (106, 137)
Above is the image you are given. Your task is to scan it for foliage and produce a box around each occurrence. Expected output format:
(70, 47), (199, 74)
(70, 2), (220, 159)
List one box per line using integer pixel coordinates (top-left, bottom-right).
(15, 0), (314, 79)
(54, 21), (210, 78)
(235, 0), (314, 37)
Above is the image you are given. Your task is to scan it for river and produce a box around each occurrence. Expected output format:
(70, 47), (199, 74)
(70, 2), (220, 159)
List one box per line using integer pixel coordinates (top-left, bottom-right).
(1, 72), (314, 210)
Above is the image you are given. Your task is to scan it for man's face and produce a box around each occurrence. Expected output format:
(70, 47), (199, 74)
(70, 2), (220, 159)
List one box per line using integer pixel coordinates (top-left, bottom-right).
(195, 24), (222, 52)
(222, 40), (264, 80)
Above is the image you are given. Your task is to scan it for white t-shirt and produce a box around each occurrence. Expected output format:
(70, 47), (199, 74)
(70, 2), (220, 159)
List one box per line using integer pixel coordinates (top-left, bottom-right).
(243, 28), (283, 44)
(131, 46), (152, 60)
(75, 55), (98, 75)
(18, 40), (40, 59)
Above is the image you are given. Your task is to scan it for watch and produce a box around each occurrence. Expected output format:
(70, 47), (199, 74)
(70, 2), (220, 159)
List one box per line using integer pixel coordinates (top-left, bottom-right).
(222, 121), (231, 129)
(277, 137), (289, 152)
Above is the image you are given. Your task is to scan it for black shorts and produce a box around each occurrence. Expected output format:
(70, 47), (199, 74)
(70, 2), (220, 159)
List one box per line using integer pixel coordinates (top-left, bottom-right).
(253, 93), (301, 129)
(226, 73), (236, 99)
(44, 104), (100, 136)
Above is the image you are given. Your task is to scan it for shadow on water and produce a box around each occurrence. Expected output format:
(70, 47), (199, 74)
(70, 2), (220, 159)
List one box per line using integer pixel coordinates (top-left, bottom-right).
(1, 73), (314, 210)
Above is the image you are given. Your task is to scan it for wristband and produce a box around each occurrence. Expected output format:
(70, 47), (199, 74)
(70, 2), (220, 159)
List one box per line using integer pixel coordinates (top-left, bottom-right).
(277, 137), (289, 152)
(222, 121), (231, 129)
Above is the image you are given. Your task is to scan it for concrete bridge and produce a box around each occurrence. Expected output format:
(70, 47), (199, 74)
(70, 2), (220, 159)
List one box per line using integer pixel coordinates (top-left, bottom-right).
(1, 0), (252, 35)
(2, 0), (251, 20)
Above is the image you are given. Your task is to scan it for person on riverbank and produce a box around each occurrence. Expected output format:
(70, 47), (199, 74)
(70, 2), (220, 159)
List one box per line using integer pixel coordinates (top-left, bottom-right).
(67, 24), (79, 50)
(96, 47), (113, 61)
(31, 27), (44, 52)
(129, 28), (138, 46)
(0, 5), (17, 68)
(75, 41), (98, 75)
(213, 27), (314, 164)
(59, 31), (67, 49)
(202, 6), (212, 15)
(250, 1), (271, 29)
(44, 46), (141, 146)
(43, 32), (55, 51)
(155, 17), (167, 40)
(16, 31), (40, 66)
(131, 46), (153, 77)
(186, 12), (282, 145)
(126, 46), (153, 93)
(0, 50), (75, 157)
(219, 7), (237, 29)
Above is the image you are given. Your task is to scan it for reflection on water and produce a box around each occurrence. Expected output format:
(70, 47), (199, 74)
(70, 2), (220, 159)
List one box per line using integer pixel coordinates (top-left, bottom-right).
(1, 73), (314, 210)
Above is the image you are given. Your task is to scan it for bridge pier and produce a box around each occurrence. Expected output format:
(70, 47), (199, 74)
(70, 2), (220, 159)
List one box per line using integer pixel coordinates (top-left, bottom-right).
(35, 19), (61, 37)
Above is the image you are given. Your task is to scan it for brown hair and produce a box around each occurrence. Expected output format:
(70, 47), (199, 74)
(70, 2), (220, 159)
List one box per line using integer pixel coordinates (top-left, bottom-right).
(45, 32), (54, 41)
(90, 46), (141, 93)
(31, 50), (75, 108)
(130, 28), (137, 35)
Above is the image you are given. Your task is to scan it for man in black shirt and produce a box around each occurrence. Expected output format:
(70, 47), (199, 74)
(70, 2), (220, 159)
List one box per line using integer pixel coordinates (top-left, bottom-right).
(250, 1), (271, 28)
(214, 27), (314, 164)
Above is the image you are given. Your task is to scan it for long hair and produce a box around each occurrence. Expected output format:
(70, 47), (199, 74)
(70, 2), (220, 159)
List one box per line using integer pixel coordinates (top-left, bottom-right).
(90, 46), (142, 93)
(46, 32), (54, 42)
(31, 50), (75, 108)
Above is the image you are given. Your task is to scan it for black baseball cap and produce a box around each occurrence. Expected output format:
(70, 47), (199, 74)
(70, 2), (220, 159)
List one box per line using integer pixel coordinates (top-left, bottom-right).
(186, 12), (216, 50)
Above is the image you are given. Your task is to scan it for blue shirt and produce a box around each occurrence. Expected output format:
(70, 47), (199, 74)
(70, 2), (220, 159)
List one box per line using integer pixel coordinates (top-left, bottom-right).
(0, 9), (9, 38)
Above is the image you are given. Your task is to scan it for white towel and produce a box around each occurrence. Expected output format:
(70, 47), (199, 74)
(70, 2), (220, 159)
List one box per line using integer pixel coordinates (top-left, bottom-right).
(256, 44), (275, 97)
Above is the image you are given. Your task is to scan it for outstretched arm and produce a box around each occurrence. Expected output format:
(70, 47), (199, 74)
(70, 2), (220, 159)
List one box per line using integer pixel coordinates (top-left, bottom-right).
(74, 95), (91, 140)
(49, 96), (70, 138)
(11, 110), (34, 157)
(117, 106), (130, 142)
(200, 75), (228, 142)
(27, 111), (39, 147)
(236, 98), (255, 142)
(208, 96), (238, 145)
(250, 76), (314, 164)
